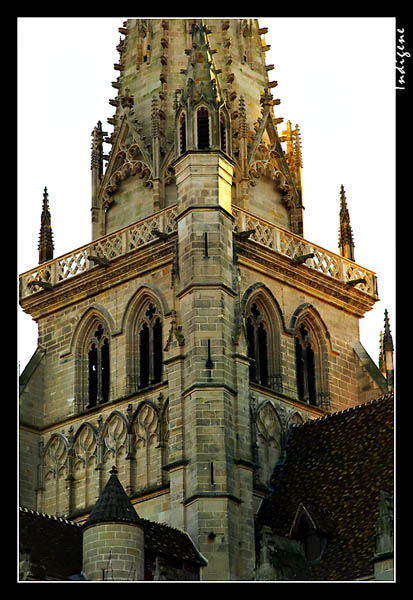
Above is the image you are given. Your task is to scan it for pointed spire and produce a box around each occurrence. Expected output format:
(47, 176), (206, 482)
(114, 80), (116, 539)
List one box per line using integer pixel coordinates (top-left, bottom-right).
(338, 185), (355, 261)
(91, 120), (107, 178)
(38, 187), (54, 264)
(378, 331), (386, 377)
(379, 309), (394, 392)
(181, 20), (223, 107)
(84, 466), (141, 528)
(383, 309), (394, 353)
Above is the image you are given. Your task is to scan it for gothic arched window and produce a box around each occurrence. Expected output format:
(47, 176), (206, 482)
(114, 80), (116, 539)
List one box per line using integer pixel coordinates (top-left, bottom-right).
(220, 112), (227, 153)
(138, 303), (163, 389)
(87, 324), (110, 408)
(179, 112), (187, 155)
(295, 323), (317, 406)
(197, 107), (210, 149)
(246, 303), (269, 387)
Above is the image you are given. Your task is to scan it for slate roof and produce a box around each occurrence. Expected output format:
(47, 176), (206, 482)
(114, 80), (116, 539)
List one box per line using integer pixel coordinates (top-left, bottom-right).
(140, 519), (207, 566)
(257, 394), (394, 581)
(19, 467), (206, 580)
(19, 508), (83, 580)
(84, 466), (141, 527)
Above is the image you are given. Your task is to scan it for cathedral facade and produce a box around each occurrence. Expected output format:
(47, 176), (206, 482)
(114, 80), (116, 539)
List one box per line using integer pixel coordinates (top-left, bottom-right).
(19, 19), (393, 581)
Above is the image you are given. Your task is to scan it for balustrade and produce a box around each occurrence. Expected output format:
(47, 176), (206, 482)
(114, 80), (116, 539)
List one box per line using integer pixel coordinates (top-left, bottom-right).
(19, 204), (377, 300)
(232, 206), (377, 297)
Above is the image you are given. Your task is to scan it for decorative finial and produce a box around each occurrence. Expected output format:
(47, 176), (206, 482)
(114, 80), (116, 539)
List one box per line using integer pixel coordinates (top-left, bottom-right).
(383, 309), (394, 352)
(109, 465), (118, 475)
(338, 185), (355, 261)
(91, 120), (107, 175)
(380, 309), (394, 392)
(38, 187), (54, 264)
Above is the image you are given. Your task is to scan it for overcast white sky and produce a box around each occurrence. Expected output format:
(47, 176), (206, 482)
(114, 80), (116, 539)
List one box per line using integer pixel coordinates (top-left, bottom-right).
(17, 17), (396, 374)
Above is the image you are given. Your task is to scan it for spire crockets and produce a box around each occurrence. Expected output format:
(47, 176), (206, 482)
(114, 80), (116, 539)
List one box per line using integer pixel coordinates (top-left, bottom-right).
(281, 120), (303, 200)
(175, 20), (229, 154)
(38, 187), (54, 264)
(338, 184), (355, 261)
(379, 309), (394, 392)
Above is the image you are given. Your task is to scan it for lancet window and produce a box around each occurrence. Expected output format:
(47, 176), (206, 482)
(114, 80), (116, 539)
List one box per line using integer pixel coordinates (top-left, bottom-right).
(246, 303), (269, 387)
(220, 112), (227, 153)
(87, 324), (110, 408)
(138, 303), (163, 389)
(197, 107), (210, 149)
(179, 113), (187, 154)
(295, 323), (317, 406)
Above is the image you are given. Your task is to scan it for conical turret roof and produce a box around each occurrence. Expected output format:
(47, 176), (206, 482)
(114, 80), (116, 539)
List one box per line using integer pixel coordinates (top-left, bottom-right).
(84, 466), (140, 528)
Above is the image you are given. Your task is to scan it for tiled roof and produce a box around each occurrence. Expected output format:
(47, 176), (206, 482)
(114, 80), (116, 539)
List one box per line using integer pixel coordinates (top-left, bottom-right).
(19, 507), (83, 580)
(140, 519), (207, 566)
(19, 467), (206, 580)
(257, 394), (394, 581)
(84, 466), (141, 527)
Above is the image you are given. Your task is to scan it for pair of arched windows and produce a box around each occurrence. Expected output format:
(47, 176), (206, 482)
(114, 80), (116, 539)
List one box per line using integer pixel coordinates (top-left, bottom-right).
(82, 302), (164, 410)
(178, 107), (228, 155)
(137, 303), (163, 389)
(87, 324), (110, 408)
(245, 299), (325, 408)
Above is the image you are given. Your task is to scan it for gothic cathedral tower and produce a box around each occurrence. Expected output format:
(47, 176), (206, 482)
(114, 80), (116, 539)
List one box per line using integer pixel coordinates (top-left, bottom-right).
(19, 19), (386, 581)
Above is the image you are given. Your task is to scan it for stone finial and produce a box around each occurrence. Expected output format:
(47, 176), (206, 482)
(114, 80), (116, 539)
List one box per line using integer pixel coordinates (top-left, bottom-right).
(338, 185), (355, 261)
(38, 187), (54, 264)
(91, 121), (107, 175)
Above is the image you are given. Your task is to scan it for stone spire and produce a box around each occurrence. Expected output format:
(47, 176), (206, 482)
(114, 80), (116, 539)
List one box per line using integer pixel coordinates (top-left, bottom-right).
(338, 184), (355, 261)
(38, 187), (54, 264)
(382, 309), (394, 392)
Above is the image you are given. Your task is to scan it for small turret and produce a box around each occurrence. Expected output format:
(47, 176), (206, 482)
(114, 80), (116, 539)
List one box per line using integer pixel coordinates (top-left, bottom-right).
(338, 184), (355, 261)
(82, 466), (144, 581)
(38, 187), (54, 264)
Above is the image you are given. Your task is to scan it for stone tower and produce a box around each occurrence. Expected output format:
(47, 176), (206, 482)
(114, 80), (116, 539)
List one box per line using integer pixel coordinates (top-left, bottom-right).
(19, 19), (386, 581)
(82, 466), (144, 581)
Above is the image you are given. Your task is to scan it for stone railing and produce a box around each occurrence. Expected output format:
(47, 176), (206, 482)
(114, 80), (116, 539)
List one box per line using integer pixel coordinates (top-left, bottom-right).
(19, 205), (178, 299)
(19, 203), (377, 300)
(233, 206), (378, 297)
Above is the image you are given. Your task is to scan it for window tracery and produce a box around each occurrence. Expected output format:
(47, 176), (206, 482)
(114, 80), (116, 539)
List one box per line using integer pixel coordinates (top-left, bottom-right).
(295, 323), (317, 406)
(246, 297), (284, 393)
(87, 323), (110, 408)
(246, 303), (269, 387)
(137, 303), (163, 389)
(255, 402), (282, 486)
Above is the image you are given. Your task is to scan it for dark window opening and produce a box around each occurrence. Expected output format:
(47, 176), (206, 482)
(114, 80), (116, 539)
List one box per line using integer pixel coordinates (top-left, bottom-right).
(220, 114), (227, 153)
(101, 338), (110, 404)
(197, 107), (210, 149)
(247, 317), (256, 382)
(138, 304), (163, 389)
(87, 325), (110, 408)
(296, 515), (326, 562)
(88, 344), (98, 408)
(139, 322), (150, 389)
(258, 323), (268, 387)
(295, 324), (317, 406)
(153, 317), (163, 384)
(180, 114), (186, 154)
(295, 338), (305, 402)
(247, 303), (270, 388)
(307, 344), (316, 406)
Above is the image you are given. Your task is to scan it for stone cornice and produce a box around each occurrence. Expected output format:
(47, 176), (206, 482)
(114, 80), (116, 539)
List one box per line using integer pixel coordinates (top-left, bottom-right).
(236, 239), (377, 318)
